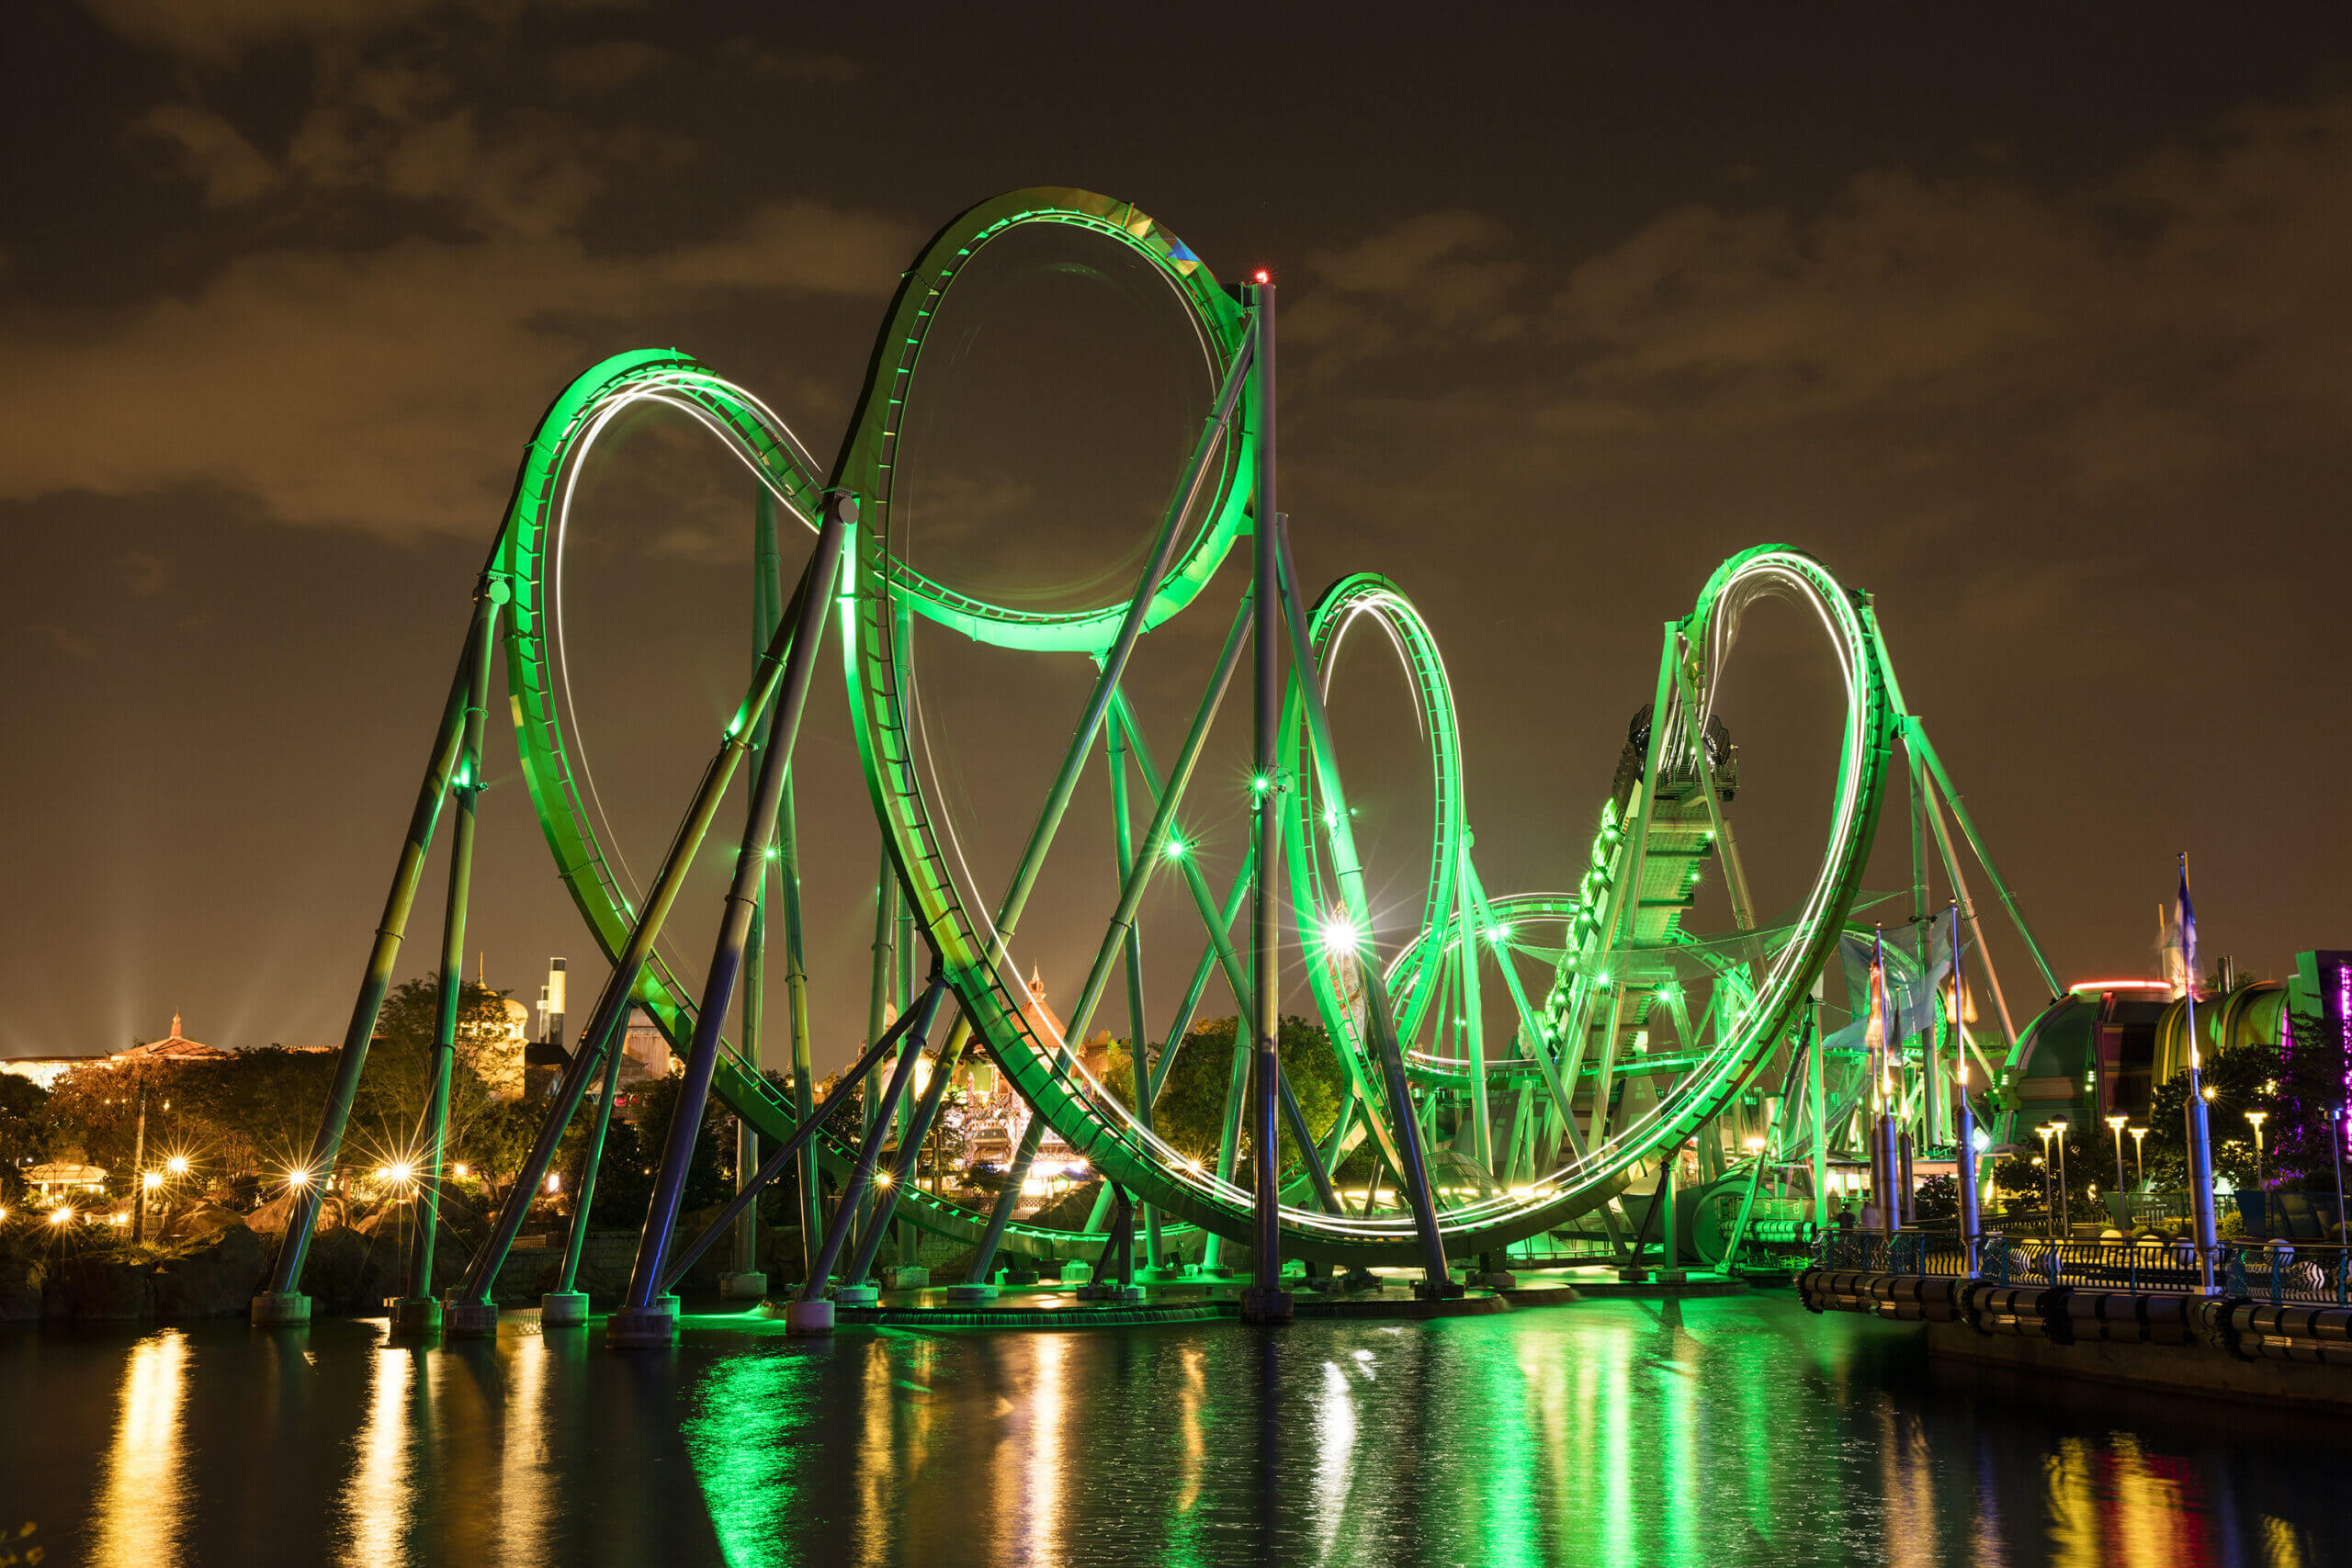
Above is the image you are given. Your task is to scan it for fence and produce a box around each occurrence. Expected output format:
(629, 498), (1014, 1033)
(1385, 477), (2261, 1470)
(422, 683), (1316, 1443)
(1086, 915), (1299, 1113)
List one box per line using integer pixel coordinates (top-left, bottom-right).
(1813, 1230), (2352, 1305)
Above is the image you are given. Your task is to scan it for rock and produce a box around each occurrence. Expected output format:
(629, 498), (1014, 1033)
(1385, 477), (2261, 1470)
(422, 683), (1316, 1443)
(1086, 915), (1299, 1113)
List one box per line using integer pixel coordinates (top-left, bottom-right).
(153, 1224), (268, 1318)
(296, 1224), (402, 1312)
(45, 1254), (157, 1320)
(0, 1240), (44, 1321)
(160, 1201), (251, 1244)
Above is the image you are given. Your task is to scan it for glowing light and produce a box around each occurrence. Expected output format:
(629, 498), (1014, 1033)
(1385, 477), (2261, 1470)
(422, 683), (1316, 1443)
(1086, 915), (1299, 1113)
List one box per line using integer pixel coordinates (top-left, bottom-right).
(387, 1163), (415, 1185)
(546, 1172), (561, 1192)
(452, 1163), (469, 1177)
(166, 1156), (188, 1176)
(287, 1168), (312, 1188)
(1162, 839), (1186, 861)
(1320, 914), (1361, 955)
(2068, 979), (2172, 994)
(110, 1213), (128, 1226)
(876, 1171), (894, 1188)
(1253, 268), (1270, 284)
(143, 1172), (163, 1190)
(51, 1207), (74, 1225)
(1250, 775), (1271, 795)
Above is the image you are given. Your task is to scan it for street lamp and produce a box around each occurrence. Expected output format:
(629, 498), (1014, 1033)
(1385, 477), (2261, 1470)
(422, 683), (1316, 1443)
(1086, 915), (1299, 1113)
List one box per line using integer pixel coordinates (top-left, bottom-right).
(2051, 1119), (2071, 1236)
(2107, 1114), (2129, 1226)
(2245, 1110), (2269, 1234)
(2129, 1125), (2148, 1191)
(2035, 1123), (2059, 1236)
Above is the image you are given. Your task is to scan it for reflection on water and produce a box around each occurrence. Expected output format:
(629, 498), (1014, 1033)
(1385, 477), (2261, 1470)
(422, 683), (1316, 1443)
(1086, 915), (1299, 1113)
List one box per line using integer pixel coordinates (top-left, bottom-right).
(94, 1327), (187, 1567)
(6, 1297), (2347, 1567)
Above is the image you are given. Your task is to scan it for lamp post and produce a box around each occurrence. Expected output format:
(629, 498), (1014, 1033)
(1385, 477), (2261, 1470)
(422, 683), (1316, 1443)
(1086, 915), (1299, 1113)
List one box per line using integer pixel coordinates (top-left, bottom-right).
(2329, 1107), (2347, 1247)
(2107, 1114), (2129, 1227)
(2051, 1118), (2071, 1236)
(2245, 1110), (2268, 1236)
(2035, 1123), (2058, 1237)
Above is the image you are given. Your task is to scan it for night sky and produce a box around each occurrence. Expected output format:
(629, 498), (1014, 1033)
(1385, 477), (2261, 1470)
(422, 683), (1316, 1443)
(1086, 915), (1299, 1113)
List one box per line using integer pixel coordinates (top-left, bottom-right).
(5, 4), (2348, 1071)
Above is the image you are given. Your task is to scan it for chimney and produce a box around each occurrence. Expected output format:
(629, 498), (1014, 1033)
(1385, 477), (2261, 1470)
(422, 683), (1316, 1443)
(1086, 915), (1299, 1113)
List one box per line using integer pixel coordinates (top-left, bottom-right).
(545, 957), (567, 1045)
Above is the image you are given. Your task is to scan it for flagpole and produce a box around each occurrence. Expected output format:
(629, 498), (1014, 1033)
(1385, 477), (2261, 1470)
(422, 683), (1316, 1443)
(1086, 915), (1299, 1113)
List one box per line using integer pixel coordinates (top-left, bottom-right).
(1871, 926), (1899, 1236)
(2178, 852), (2220, 1293)
(1951, 902), (1982, 1275)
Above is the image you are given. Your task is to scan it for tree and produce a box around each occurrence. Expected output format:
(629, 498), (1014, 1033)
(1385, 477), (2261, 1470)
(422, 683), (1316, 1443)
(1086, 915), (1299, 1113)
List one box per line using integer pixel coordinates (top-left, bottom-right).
(1112, 1015), (1348, 1185)
(624, 1071), (733, 1213)
(349, 977), (520, 1179)
(0, 1074), (51, 1201)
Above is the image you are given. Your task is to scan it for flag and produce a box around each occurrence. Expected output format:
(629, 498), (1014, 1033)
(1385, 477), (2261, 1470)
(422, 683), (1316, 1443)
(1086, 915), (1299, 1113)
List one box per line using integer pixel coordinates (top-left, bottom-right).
(1867, 927), (1892, 1105)
(2176, 854), (2197, 980)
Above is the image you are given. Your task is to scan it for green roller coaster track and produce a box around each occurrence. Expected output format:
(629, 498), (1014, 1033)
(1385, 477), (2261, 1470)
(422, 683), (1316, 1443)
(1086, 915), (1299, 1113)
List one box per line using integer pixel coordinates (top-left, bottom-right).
(256, 186), (2067, 1321)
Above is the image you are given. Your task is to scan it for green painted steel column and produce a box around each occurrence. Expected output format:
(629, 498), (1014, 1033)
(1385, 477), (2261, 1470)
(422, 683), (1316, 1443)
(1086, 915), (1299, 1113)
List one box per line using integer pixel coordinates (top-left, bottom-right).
(257, 587), (489, 1315)
(1243, 277), (1290, 1320)
(1105, 710), (1164, 1269)
(401, 594), (496, 1320)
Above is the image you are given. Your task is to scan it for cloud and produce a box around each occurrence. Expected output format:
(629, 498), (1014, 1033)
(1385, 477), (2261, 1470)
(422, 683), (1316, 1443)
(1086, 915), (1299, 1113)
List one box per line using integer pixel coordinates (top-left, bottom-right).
(549, 40), (671, 97)
(81, 0), (627, 64)
(1529, 97), (2352, 494)
(0, 202), (916, 537)
(133, 104), (284, 206)
(1283, 209), (1525, 386)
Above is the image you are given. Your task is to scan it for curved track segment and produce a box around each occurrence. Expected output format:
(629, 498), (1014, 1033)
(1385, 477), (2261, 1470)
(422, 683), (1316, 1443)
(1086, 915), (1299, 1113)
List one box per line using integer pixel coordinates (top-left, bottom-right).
(486, 193), (1910, 1267)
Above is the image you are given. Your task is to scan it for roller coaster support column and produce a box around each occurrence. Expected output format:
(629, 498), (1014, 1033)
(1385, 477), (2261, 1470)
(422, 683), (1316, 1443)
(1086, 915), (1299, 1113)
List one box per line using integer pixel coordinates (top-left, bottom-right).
(1274, 514), (1452, 1294)
(778, 775), (820, 1279)
(1242, 277), (1294, 1326)
(659, 1010), (921, 1293)
(844, 1016), (973, 1288)
(254, 586), (494, 1326)
(1809, 974), (1828, 1234)
(857, 845), (896, 1247)
(543, 1010), (625, 1325)
(393, 592), (494, 1337)
(787, 975), (948, 1334)
(447, 506), (846, 1336)
(1951, 903), (1982, 1275)
(955, 326), (1256, 1298)
(1105, 711), (1164, 1270)
(610, 492), (850, 1348)
(727, 488), (785, 1303)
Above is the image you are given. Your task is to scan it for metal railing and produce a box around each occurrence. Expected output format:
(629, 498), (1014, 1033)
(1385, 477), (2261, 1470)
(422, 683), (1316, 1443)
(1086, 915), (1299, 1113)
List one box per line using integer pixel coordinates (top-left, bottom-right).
(1813, 1230), (2352, 1304)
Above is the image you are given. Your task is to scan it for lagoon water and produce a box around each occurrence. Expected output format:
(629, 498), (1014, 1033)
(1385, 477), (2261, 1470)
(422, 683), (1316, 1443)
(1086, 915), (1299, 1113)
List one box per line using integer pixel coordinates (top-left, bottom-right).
(3, 1294), (2342, 1567)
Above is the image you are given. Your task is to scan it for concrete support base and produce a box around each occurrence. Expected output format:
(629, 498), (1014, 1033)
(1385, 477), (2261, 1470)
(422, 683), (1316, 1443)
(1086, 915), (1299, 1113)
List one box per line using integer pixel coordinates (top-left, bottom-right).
(1476, 1271), (1519, 1291)
(833, 1283), (878, 1307)
(1239, 1286), (1295, 1324)
(250, 1292), (311, 1327)
(443, 1297), (500, 1338)
(784, 1300), (835, 1336)
(605, 1296), (678, 1348)
(386, 1297), (442, 1336)
(1415, 1280), (1468, 1301)
(540, 1291), (590, 1326)
(945, 1282), (1000, 1303)
(1061, 1260), (1095, 1286)
(718, 1271), (769, 1301)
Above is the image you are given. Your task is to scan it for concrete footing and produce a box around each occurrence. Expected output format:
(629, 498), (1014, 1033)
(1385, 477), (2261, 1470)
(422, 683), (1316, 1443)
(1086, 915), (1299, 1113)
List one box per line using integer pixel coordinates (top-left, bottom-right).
(605, 1296), (678, 1348)
(540, 1291), (590, 1326)
(718, 1271), (769, 1301)
(945, 1282), (1000, 1303)
(443, 1296), (500, 1337)
(833, 1283), (879, 1307)
(250, 1291), (311, 1327)
(1062, 1260), (1095, 1286)
(386, 1297), (442, 1336)
(783, 1300), (835, 1336)
(1240, 1286), (1295, 1324)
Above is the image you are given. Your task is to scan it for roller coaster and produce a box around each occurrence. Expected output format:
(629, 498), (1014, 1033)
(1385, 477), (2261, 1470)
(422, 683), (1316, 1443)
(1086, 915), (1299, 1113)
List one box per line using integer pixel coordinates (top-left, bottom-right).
(247, 187), (2064, 1336)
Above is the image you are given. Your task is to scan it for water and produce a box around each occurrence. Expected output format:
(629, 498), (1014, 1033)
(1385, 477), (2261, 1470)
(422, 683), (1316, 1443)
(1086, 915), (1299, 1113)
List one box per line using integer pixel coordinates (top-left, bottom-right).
(2, 1295), (2339, 1567)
